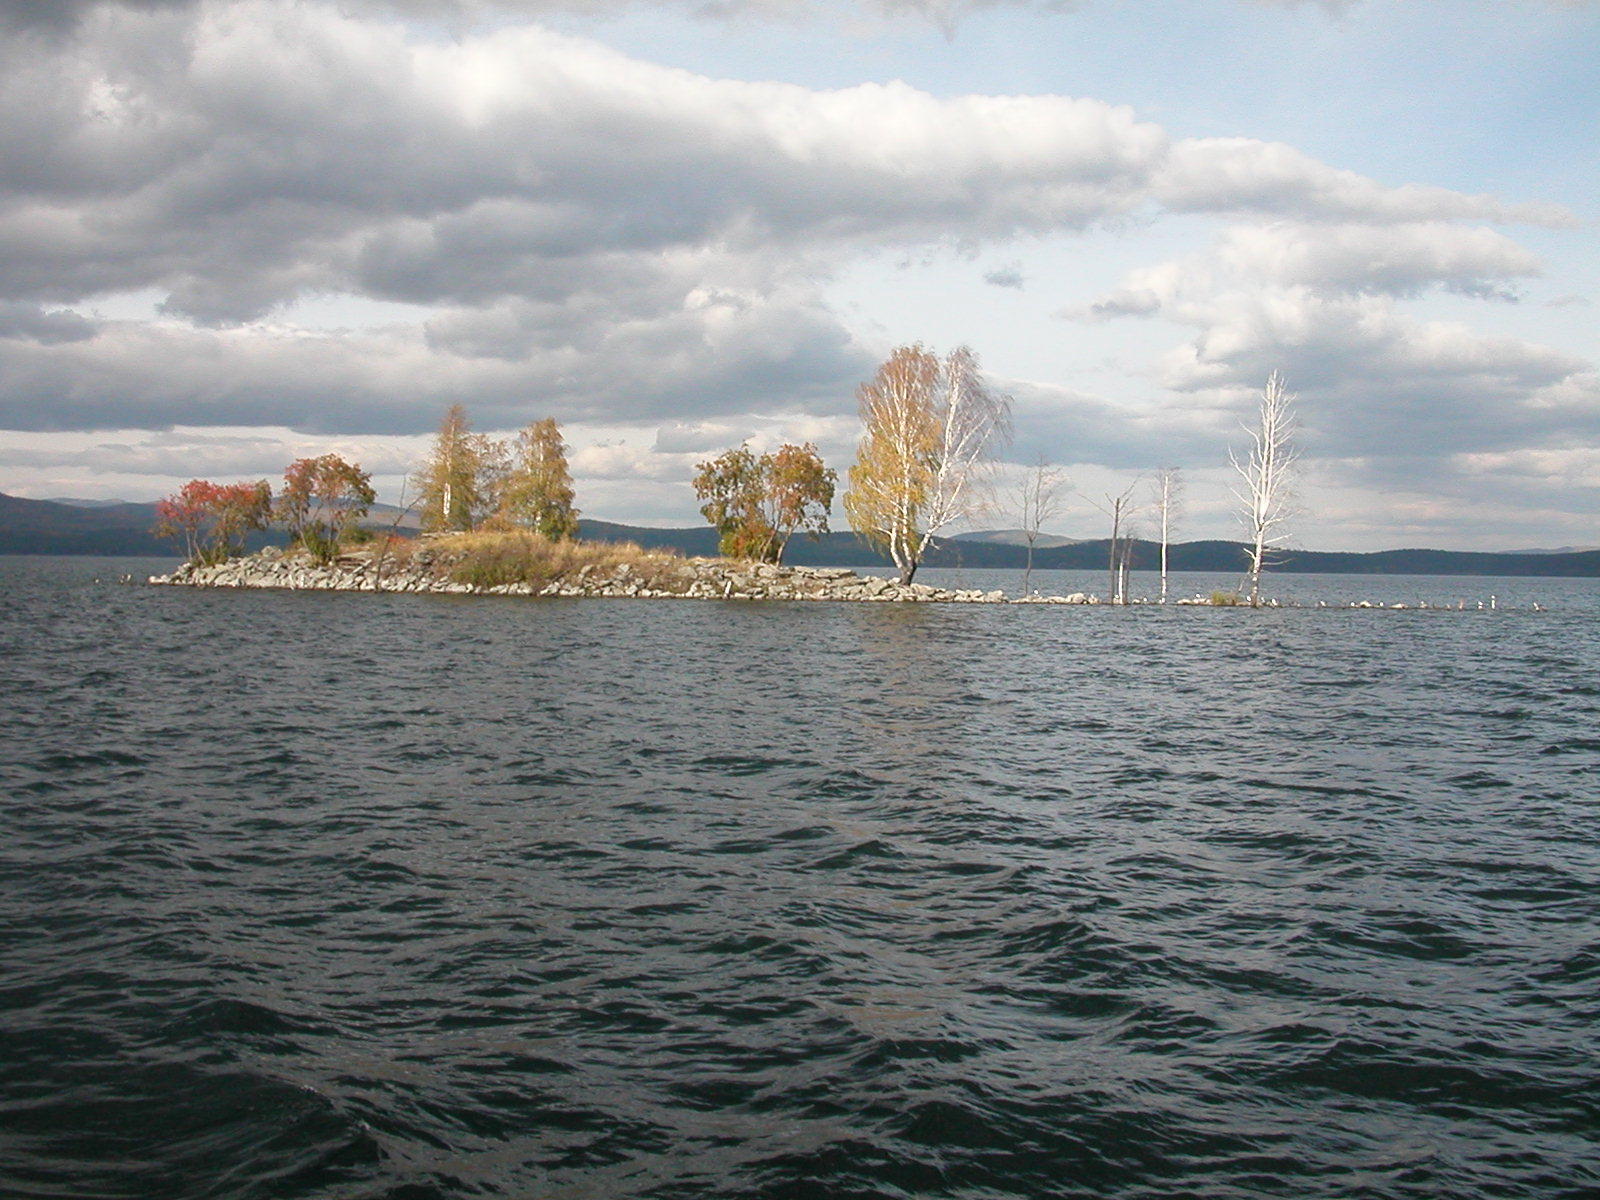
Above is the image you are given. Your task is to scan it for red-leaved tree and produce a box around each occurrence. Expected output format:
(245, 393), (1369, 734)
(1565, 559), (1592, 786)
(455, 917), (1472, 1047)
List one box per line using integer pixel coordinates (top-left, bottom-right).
(277, 454), (377, 564)
(155, 480), (273, 565)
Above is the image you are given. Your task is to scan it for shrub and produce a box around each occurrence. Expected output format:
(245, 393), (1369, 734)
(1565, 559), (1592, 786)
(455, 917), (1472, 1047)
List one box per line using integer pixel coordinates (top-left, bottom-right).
(432, 530), (686, 591)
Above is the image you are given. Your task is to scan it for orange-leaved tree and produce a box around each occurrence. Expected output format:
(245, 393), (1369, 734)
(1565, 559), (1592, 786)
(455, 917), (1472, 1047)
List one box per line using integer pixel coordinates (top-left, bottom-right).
(694, 445), (769, 560)
(762, 442), (836, 564)
(154, 479), (273, 565)
(693, 443), (835, 564)
(277, 454), (377, 564)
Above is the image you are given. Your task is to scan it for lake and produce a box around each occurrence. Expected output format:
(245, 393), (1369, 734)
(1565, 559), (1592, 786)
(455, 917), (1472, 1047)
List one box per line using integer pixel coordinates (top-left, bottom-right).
(2, 556), (1596, 1199)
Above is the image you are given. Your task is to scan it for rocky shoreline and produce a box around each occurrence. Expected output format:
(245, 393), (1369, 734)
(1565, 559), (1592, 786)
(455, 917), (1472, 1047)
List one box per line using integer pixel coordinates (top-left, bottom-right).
(148, 546), (1067, 604)
(147, 546), (1527, 610)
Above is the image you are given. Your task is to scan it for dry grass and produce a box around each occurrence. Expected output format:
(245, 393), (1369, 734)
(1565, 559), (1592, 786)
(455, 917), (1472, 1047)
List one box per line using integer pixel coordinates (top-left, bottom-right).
(417, 529), (688, 591)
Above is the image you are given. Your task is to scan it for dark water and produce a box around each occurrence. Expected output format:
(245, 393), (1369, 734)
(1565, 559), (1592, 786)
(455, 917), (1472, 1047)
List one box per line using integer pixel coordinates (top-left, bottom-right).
(3, 556), (1597, 1200)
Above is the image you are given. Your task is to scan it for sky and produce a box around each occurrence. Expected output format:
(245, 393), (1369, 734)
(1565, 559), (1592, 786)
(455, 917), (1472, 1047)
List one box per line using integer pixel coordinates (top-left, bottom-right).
(0, 0), (1595, 550)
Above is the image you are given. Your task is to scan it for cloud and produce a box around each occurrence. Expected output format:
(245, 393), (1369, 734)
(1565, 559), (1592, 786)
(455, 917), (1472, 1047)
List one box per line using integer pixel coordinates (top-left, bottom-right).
(0, 6), (1176, 326)
(0, 304), (100, 345)
(1156, 291), (1599, 461)
(1154, 140), (1575, 228)
(1076, 221), (1544, 316)
(999, 377), (1233, 470)
(0, 0), (1091, 36)
(0, 424), (425, 481)
(1065, 214), (1598, 487)
(0, 292), (870, 434)
(983, 263), (1026, 289)
(1, 4), (1559, 326)
(0, 0), (189, 32)
(0, 0), (1587, 525)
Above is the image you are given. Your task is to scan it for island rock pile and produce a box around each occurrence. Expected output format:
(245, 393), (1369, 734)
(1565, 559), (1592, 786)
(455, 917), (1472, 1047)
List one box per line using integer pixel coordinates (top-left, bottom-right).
(149, 547), (1103, 605)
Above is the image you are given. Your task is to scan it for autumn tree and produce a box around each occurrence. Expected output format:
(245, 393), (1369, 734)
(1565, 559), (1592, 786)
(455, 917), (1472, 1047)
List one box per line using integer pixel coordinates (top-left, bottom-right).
(761, 442), (836, 564)
(277, 454), (377, 564)
(1231, 372), (1299, 607)
(414, 405), (500, 533)
(501, 418), (579, 540)
(693, 443), (834, 563)
(154, 479), (273, 565)
(694, 445), (768, 560)
(844, 344), (1011, 584)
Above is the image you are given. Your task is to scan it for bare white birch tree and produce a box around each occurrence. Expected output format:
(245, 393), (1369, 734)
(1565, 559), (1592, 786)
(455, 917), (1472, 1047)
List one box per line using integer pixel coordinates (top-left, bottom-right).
(1151, 467), (1183, 604)
(1013, 457), (1069, 595)
(846, 344), (1012, 584)
(1231, 372), (1300, 607)
(915, 346), (1013, 566)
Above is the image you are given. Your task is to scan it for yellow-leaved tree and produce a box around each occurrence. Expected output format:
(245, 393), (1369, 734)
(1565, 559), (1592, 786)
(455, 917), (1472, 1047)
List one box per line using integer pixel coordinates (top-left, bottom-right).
(501, 418), (580, 540)
(844, 344), (1010, 584)
(414, 405), (502, 533)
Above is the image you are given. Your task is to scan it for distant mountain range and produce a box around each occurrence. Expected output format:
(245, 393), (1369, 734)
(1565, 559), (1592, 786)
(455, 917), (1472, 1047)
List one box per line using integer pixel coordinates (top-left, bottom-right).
(951, 528), (1083, 549)
(6, 493), (1600, 577)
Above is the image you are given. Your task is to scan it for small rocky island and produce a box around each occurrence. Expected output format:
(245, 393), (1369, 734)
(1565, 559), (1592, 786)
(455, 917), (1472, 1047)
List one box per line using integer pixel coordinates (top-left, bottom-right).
(148, 540), (1068, 604)
(148, 534), (1511, 610)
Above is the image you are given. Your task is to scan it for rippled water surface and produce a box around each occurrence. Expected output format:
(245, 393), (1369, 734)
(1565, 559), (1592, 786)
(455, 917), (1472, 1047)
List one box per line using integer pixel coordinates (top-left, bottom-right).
(3, 557), (1598, 1200)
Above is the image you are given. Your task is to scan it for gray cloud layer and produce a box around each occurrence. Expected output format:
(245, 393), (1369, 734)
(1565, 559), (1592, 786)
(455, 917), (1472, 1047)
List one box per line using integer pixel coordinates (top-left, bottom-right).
(0, 0), (1593, 552)
(0, 0), (1577, 446)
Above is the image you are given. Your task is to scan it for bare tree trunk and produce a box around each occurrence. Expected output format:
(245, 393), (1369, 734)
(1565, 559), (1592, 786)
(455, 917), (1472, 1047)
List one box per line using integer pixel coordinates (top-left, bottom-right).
(1014, 458), (1065, 597)
(372, 484), (422, 591)
(1159, 528), (1166, 601)
(1152, 467), (1182, 605)
(1108, 503), (1120, 604)
(1101, 484), (1136, 604)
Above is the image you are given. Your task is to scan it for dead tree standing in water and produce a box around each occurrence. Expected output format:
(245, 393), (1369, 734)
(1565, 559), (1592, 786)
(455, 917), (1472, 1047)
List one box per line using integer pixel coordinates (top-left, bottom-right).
(1097, 482), (1138, 605)
(1231, 372), (1300, 607)
(1151, 467), (1183, 604)
(1014, 458), (1069, 595)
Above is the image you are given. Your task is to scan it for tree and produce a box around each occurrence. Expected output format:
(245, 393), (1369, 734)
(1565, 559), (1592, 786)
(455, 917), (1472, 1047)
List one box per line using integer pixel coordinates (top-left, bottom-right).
(1013, 457), (1069, 595)
(694, 445), (771, 560)
(277, 454), (376, 564)
(762, 442), (836, 564)
(692, 443), (834, 563)
(414, 405), (499, 533)
(501, 418), (579, 540)
(154, 479), (273, 565)
(1151, 467), (1183, 604)
(1095, 482), (1138, 605)
(1231, 371), (1300, 607)
(844, 343), (1012, 584)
